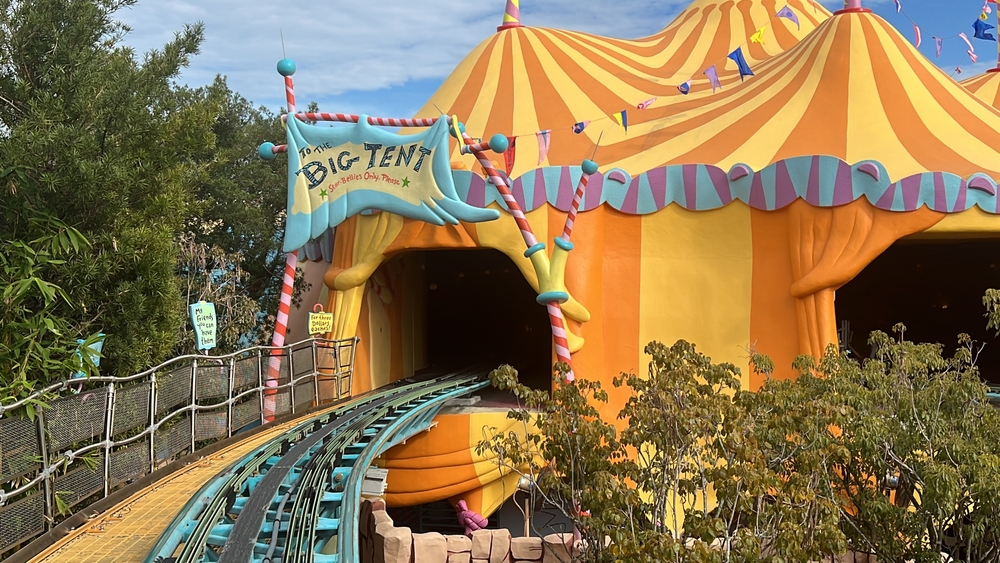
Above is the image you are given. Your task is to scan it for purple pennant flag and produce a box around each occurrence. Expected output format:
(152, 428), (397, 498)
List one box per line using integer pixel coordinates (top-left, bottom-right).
(933, 36), (943, 58)
(677, 81), (691, 95)
(536, 130), (551, 165)
(776, 5), (800, 30)
(704, 65), (722, 93)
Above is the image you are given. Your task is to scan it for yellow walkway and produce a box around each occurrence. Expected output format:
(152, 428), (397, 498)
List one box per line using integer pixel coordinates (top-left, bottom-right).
(30, 407), (339, 563)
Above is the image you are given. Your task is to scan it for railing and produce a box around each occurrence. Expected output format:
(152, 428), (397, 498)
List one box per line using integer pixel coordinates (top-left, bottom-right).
(0, 337), (358, 556)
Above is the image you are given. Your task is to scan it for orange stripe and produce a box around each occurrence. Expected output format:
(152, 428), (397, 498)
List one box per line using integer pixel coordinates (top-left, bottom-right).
(483, 31), (517, 151)
(443, 34), (501, 119)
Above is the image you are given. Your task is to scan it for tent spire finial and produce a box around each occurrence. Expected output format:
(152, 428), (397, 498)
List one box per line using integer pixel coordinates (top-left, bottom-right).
(835, 0), (870, 14)
(497, 0), (524, 32)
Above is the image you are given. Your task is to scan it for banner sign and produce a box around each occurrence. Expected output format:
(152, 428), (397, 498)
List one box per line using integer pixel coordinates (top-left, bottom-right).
(189, 301), (217, 351)
(308, 304), (334, 335)
(282, 115), (499, 252)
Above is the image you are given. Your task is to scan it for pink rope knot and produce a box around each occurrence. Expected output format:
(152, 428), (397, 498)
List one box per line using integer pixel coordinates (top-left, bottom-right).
(455, 499), (488, 535)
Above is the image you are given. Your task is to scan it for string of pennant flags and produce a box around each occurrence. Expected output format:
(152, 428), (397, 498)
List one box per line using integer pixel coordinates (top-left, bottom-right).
(892, 0), (999, 74)
(491, 5), (803, 174)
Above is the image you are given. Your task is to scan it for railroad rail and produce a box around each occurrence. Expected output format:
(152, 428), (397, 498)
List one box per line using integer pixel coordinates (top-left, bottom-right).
(144, 368), (489, 563)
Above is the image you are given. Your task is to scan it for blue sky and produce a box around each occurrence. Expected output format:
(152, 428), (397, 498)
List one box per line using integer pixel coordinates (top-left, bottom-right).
(117, 0), (1000, 119)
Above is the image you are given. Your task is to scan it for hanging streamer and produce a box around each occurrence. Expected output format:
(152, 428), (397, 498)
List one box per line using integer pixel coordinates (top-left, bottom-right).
(894, 0), (901, 13)
(933, 36), (943, 57)
(536, 130), (551, 165)
(704, 65), (722, 92)
(637, 97), (657, 110)
(974, 18), (996, 41)
(912, 24), (922, 48)
(611, 111), (628, 133)
(504, 136), (517, 175)
(751, 25), (767, 45)
(728, 47), (755, 81)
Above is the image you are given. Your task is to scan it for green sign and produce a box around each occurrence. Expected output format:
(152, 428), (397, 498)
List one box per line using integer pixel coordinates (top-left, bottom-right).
(189, 301), (217, 351)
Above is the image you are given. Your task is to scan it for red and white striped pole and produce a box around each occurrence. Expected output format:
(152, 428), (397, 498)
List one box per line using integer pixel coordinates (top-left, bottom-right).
(456, 123), (577, 380)
(264, 57), (300, 422)
(559, 160), (598, 242)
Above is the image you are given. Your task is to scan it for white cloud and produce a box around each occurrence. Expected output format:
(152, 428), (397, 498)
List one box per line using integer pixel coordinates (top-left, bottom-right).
(116, 0), (687, 113)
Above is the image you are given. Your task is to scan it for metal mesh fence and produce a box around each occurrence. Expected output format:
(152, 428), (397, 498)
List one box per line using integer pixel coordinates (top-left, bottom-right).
(292, 344), (315, 378)
(156, 365), (192, 415)
(0, 491), (45, 553)
(195, 411), (228, 442)
(44, 389), (108, 452)
(195, 364), (229, 401)
(0, 417), (41, 483)
(294, 380), (316, 411)
(155, 416), (191, 463)
(113, 382), (151, 437)
(232, 399), (261, 430)
(233, 355), (259, 391)
(53, 454), (105, 509)
(109, 440), (149, 488)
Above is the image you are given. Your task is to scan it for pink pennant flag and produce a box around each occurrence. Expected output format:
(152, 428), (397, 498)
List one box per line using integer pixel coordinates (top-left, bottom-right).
(536, 130), (551, 165)
(969, 50), (979, 63)
(959, 32), (977, 63)
(933, 36), (942, 58)
(912, 24), (921, 48)
(637, 97), (657, 110)
(704, 65), (722, 93)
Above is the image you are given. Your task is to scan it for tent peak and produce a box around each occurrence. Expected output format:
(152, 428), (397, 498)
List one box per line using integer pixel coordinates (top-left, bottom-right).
(497, 0), (524, 32)
(834, 0), (871, 15)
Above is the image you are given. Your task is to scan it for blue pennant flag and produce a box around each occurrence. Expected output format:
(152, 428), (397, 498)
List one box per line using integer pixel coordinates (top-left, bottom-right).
(974, 18), (996, 41)
(727, 47), (754, 81)
(677, 81), (691, 95)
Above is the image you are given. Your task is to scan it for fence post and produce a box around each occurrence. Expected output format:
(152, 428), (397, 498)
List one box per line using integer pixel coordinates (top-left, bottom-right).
(103, 383), (116, 497)
(148, 372), (157, 473)
(35, 406), (53, 530)
(312, 339), (320, 407)
(227, 355), (236, 438)
(257, 348), (265, 426)
(288, 344), (296, 415)
(190, 359), (198, 452)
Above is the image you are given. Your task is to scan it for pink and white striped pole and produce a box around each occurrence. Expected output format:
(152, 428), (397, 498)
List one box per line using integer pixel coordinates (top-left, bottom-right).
(456, 124), (576, 380)
(264, 57), (300, 422)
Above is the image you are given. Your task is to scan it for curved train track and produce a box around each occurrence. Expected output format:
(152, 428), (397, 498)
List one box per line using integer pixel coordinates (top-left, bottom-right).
(145, 368), (489, 563)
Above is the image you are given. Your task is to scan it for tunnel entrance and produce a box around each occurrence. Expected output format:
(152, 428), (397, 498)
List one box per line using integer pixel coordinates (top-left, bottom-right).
(835, 238), (1000, 384)
(396, 248), (553, 392)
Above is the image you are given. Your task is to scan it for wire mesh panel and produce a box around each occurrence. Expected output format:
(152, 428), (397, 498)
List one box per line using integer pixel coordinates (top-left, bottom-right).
(156, 364), (193, 416)
(155, 416), (191, 463)
(195, 364), (229, 401)
(44, 388), (109, 452)
(112, 382), (151, 437)
(0, 491), (45, 554)
(291, 344), (314, 378)
(233, 354), (259, 391)
(109, 440), (150, 488)
(272, 352), (292, 416)
(293, 380), (315, 411)
(53, 454), (105, 509)
(0, 417), (41, 483)
(195, 411), (227, 442)
(232, 399), (260, 430)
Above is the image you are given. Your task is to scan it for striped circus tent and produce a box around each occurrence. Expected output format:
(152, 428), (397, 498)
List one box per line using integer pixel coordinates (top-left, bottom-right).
(417, 0), (830, 175)
(961, 67), (1000, 109)
(600, 7), (1000, 182)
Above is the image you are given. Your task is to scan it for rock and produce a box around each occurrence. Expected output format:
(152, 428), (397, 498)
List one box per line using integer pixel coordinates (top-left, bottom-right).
(542, 533), (574, 563)
(448, 553), (472, 563)
(490, 529), (512, 563)
(510, 537), (543, 560)
(446, 534), (473, 552)
(413, 532), (448, 562)
(471, 529), (493, 559)
(375, 525), (411, 563)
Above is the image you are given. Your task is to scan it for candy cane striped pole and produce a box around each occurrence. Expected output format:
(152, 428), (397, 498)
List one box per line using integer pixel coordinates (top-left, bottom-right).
(264, 58), (300, 422)
(284, 112), (442, 127)
(457, 126), (574, 380)
(560, 160), (598, 242)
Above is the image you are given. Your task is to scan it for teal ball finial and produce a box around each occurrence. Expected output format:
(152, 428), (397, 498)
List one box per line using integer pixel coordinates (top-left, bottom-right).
(488, 134), (509, 153)
(258, 142), (277, 160)
(277, 58), (296, 76)
(449, 121), (467, 139)
(581, 159), (599, 175)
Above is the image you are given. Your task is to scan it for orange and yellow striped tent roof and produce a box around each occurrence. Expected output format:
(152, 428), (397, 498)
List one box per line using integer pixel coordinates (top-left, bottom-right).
(593, 8), (1000, 181)
(961, 67), (1000, 108)
(418, 0), (829, 175)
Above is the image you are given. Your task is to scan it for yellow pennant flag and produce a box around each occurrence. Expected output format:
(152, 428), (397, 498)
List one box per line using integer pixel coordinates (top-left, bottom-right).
(750, 25), (767, 45)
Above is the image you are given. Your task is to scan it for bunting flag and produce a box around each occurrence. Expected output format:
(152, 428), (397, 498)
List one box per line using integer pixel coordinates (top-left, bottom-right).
(728, 47), (754, 81)
(776, 5), (800, 30)
(974, 18), (996, 41)
(894, 0), (901, 13)
(913, 24), (922, 48)
(970, 50), (980, 63)
(572, 121), (590, 134)
(504, 136), (517, 174)
(536, 130), (551, 165)
(637, 97), (657, 110)
(934, 36), (943, 57)
(611, 110), (628, 133)
(750, 25), (767, 45)
(959, 32), (977, 62)
(704, 65), (722, 92)
(677, 81), (691, 95)
(956, 66), (963, 74)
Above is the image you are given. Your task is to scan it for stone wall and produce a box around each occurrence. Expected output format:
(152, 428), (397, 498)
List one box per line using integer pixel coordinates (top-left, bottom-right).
(360, 498), (578, 563)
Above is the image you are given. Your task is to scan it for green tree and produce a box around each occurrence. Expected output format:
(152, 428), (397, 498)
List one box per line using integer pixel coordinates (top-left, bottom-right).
(0, 0), (220, 376)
